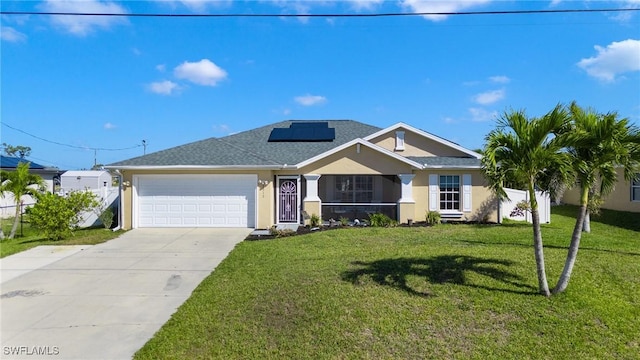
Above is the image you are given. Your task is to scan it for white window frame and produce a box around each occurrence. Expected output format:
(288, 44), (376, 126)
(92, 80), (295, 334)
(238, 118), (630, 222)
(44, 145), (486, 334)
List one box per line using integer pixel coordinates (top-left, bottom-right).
(429, 173), (472, 214)
(632, 175), (640, 202)
(439, 175), (461, 212)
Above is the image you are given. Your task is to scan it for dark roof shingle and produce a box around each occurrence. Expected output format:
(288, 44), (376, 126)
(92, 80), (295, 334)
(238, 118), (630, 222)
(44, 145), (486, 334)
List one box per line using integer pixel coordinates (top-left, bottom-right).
(108, 120), (381, 167)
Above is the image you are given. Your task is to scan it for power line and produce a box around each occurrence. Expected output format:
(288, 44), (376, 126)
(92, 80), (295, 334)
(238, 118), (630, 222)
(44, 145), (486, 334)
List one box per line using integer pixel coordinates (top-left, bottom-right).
(1, 8), (639, 18)
(2, 122), (142, 152)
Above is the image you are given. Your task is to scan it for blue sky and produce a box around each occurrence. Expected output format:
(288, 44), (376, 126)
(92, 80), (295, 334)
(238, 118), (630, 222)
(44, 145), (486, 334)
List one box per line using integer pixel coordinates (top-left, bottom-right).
(1, 0), (639, 170)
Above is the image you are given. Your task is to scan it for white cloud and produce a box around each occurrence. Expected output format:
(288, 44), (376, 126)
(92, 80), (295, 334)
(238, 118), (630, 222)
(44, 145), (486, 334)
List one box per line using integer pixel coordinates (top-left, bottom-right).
(132, 47), (142, 56)
(148, 80), (180, 95)
(347, 0), (384, 11)
(489, 75), (510, 84)
(156, 64), (166, 72)
(103, 122), (116, 130)
(1, 26), (27, 42)
(174, 59), (228, 86)
(473, 89), (505, 105)
(469, 108), (498, 122)
(40, 0), (128, 36)
(400, 0), (492, 21)
(295, 94), (327, 106)
(266, 0), (313, 23)
(153, 0), (231, 13)
(577, 39), (640, 82)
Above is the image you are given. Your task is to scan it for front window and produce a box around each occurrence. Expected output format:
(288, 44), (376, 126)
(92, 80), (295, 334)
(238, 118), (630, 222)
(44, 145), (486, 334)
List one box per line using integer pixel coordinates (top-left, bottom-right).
(633, 175), (640, 201)
(440, 175), (460, 211)
(335, 175), (373, 203)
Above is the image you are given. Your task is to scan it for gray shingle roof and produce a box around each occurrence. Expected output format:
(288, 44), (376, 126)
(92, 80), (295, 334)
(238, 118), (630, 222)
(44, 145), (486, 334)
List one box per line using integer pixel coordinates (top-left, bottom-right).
(407, 156), (481, 168)
(108, 120), (382, 167)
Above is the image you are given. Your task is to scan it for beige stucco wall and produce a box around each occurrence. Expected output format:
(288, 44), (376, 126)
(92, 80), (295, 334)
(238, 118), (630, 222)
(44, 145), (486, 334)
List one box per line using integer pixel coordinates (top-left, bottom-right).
(278, 143), (415, 175)
(412, 170), (497, 223)
(117, 146), (497, 229)
(562, 169), (640, 213)
(370, 127), (470, 157)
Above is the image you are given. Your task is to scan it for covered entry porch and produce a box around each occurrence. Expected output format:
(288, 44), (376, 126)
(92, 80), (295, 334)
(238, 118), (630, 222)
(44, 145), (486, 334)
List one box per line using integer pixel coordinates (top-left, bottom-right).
(275, 174), (416, 225)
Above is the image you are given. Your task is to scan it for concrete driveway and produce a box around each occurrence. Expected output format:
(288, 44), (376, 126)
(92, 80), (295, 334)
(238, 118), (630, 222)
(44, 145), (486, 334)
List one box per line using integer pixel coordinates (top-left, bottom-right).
(0, 228), (250, 360)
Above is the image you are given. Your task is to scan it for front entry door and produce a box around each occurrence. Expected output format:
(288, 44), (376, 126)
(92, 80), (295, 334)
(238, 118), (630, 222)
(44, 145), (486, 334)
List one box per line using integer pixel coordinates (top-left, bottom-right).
(278, 177), (299, 223)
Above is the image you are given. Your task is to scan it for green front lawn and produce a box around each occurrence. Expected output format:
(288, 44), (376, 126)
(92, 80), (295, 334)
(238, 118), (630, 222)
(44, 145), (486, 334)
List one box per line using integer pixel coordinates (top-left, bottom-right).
(0, 218), (124, 258)
(136, 205), (639, 359)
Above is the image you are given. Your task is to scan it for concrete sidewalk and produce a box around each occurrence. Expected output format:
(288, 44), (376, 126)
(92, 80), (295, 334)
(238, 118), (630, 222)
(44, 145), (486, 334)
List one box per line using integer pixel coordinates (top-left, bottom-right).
(0, 228), (250, 360)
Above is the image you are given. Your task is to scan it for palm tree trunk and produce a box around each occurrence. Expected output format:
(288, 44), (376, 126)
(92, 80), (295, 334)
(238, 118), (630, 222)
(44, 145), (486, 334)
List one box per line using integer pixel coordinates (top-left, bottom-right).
(9, 200), (22, 239)
(529, 185), (550, 296)
(581, 210), (591, 233)
(554, 186), (589, 294)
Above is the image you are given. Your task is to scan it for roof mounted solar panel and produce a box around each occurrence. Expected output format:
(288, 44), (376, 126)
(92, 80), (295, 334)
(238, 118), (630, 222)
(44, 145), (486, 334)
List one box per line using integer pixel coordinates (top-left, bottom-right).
(268, 122), (336, 142)
(268, 128), (290, 142)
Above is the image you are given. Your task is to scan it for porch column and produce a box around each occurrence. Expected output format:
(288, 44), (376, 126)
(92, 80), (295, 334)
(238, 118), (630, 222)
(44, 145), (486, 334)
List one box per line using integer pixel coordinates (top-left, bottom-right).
(303, 174), (322, 224)
(397, 174), (416, 224)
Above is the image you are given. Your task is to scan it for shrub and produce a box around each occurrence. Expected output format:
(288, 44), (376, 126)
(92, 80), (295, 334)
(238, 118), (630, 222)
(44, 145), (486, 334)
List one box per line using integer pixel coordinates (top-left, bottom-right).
(368, 213), (397, 227)
(309, 213), (321, 227)
(269, 226), (296, 238)
(426, 211), (441, 225)
(29, 190), (101, 240)
(99, 207), (115, 229)
(510, 200), (531, 218)
(339, 217), (349, 226)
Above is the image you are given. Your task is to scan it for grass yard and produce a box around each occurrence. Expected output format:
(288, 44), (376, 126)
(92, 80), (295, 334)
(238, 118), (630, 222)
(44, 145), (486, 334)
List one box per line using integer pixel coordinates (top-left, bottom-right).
(135, 205), (639, 359)
(0, 218), (124, 258)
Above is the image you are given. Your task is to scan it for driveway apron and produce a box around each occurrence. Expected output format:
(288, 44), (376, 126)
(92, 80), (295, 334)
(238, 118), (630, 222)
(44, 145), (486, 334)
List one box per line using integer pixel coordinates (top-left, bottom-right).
(0, 228), (250, 360)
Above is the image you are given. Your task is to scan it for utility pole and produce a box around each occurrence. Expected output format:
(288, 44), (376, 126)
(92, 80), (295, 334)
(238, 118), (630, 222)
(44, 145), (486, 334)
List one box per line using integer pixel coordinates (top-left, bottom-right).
(142, 140), (147, 155)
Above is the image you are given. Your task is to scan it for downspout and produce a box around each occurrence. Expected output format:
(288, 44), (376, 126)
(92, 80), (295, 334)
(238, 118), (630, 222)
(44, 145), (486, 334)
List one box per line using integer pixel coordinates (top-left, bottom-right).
(497, 196), (502, 224)
(113, 169), (124, 231)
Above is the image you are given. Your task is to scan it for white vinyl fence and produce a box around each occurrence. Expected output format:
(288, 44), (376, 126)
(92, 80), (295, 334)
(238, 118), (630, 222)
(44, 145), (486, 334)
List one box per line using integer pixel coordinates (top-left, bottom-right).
(501, 188), (551, 224)
(1, 188), (119, 228)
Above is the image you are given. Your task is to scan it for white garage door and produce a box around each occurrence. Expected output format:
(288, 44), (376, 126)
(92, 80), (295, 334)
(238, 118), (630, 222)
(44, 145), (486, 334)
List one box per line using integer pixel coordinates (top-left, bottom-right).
(135, 175), (256, 228)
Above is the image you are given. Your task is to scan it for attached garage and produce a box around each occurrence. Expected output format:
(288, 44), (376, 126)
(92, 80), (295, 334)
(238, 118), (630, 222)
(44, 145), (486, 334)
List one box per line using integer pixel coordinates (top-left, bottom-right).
(133, 174), (257, 228)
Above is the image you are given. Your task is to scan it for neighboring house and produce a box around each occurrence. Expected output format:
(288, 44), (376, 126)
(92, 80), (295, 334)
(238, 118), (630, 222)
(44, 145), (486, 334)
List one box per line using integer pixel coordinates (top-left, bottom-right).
(0, 155), (61, 218)
(562, 169), (640, 213)
(106, 120), (500, 229)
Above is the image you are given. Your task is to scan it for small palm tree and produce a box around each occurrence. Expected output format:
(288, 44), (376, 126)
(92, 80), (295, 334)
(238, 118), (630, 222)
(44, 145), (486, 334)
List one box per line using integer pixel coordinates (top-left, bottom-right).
(0, 162), (45, 239)
(482, 106), (572, 296)
(553, 102), (640, 294)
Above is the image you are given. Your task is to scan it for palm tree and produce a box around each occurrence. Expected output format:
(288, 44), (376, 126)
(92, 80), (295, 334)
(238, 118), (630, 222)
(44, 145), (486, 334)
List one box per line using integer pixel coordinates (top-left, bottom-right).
(0, 162), (45, 239)
(553, 102), (640, 294)
(482, 106), (572, 296)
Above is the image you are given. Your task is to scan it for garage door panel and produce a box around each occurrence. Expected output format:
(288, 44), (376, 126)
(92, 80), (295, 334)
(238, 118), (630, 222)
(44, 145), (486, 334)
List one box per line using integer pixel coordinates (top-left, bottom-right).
(136, 175), (256, 228)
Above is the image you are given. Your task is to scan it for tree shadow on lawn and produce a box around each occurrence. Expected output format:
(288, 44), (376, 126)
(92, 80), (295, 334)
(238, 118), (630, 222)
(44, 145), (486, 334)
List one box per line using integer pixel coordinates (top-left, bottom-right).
(342, 255), (538, 297)
(456, 239), (640, 257)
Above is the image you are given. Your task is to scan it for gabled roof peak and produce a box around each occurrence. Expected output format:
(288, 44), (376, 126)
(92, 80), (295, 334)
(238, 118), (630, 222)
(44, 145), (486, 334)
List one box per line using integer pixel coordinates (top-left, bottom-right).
(364, 122), (482, 159)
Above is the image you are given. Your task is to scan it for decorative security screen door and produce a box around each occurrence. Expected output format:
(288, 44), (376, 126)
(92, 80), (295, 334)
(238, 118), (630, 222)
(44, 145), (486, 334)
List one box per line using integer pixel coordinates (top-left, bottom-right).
(278, 178), (299, 223)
